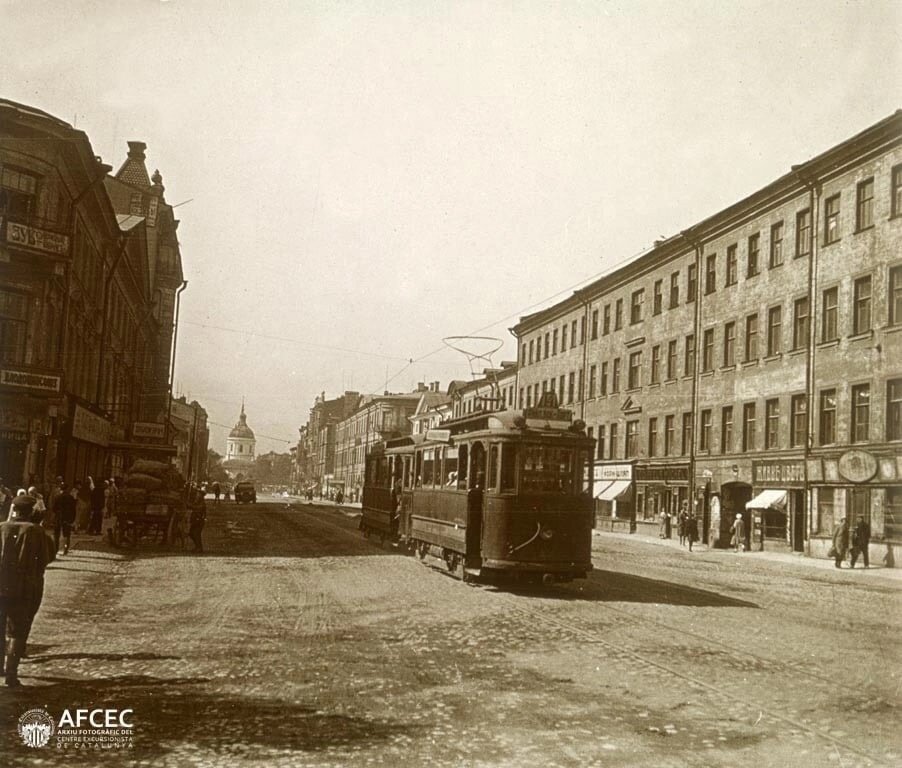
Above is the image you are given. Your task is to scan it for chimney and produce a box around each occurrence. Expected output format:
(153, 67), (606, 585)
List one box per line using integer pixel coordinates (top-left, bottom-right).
(127, 141), (147, 160)
(432, 381), (440, 392)
(417, 382), (427, 392)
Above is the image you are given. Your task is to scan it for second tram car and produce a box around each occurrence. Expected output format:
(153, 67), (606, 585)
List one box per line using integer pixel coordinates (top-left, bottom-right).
(360, 398), (595, 584)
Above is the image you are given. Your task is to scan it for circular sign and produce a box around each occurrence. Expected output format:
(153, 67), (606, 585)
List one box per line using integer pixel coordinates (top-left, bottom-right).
(837, 450), (878, 483)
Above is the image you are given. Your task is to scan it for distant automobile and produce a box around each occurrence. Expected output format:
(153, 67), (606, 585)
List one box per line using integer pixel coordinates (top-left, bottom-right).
(234, 481), (257, 504)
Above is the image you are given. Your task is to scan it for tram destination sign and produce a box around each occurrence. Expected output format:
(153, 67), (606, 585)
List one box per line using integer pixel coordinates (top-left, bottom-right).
(524, 406), (572, 422)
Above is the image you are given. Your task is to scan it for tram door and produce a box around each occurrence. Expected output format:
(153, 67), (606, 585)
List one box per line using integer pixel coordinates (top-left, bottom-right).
(466, 441), (486, 567)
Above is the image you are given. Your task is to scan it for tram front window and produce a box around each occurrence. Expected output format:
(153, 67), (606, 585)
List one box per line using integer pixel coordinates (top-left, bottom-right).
(521, 446), (575, 493)
(500, 444), (517, 491)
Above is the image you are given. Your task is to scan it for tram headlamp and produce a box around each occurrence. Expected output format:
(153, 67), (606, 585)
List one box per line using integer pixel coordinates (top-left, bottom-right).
(539, 527), (554, 541)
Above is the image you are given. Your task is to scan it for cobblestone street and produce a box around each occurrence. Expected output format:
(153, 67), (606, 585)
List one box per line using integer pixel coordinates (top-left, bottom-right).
(1, 498), (899, 767)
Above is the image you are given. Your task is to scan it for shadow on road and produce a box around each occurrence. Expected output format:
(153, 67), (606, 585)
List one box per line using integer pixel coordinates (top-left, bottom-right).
(0, 673), (416, 764)
(510, 569), (759, 608)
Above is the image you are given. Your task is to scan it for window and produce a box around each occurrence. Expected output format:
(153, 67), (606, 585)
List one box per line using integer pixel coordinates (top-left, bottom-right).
(699, 409), (712, 452)
(687, 263), (697, 303)
(819, 389), (837, 445)
(747, 233), (760, 277)
(535, 338), (542, 362)
(521, 344), (527, 366)
(723, 321), (736, 367)
(765, 399), (780, 449)
(567, 372), (575, 403)
(580, 316), (586, 344)
(528, 339), (534, 364)
(681, 412), (693, 456)
(0, 290), (29, 363)
(705, 253), (717, 294)
(626, 420), (639, 458)
(893, 165), (902, 218)
(653, 279), (663, 314)
(664, 415), (675, 456)
(684, 334), (695, 376)
(609, 423), (619, 459)
(614, 299), (623, 330)
(770, 222), (784, 267)
(518, 387), (524, 408)
(630, 289), (644, 324)
(766, 305), (782, 356)
(890, 266), (902, 326)
(853, 275), (872, 335)
(796, 209), (811, 257)
(856, 178), (874, 231)
(818, 487), (837, 535)
(589, 364), (597, 398)
(726, 245), (738, 286)
(571, 320), (578, 345)
(666, 340), (677, 380)
(611, 358), (621, 393)
(886, 487), (902, 540)
(597, 425), (606, 460)
(650, 344), (661, 384)
(628, 351), (642, 389)
(822, 287), (838, 342)
(742, 403), (756, 452)
(591, 310), (598, 340)
(669, 271), (679, 308)
(888, 379), (902, 440)
(701, 328), (714, 373)
(745, 313), (758, 361)
(851, 384), (870, 443)
(598, 362), (607, 396)
(602, 305), (610, 335)
(790, 395), (807, 448)
(552, 328), (558, 355)
(792, 296), (809, 350)
(559, 374), (565, 399)
(721, 406), (733, 453)
(825, 194), (840, 244)
(544, 333), (550, 359)
(562, 324), (568, 351)
(0, 166), (39, 218)
(648, 418), (658, 457)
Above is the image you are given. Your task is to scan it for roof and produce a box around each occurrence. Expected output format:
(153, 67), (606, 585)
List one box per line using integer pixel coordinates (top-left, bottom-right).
(228, 403), (255, 440)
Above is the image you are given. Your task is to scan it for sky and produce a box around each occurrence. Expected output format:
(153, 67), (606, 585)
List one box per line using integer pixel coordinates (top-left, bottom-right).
(2, 0), (900, 454)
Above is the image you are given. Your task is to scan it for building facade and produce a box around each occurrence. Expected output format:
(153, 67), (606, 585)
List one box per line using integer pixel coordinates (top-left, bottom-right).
(169, 396), (209, 484)
(513, 111), (902, 563)
(305, 391), (360, 496)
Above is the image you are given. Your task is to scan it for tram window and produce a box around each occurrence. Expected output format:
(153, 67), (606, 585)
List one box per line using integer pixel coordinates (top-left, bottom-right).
(423, 448), (435, 488)
(433, 447), (444, 487)
(444, 446), (459, 486)
(488, 445), (499, 490)
(415, 451), (423, 487)
(521, 446), (574, 493)
(457, 444), (469, 489)
(470, 441), (487, 489)
(500, 444), (517, 491)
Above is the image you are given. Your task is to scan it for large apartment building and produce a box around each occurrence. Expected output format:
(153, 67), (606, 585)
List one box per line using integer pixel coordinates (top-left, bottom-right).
(513, 110), (902, 563)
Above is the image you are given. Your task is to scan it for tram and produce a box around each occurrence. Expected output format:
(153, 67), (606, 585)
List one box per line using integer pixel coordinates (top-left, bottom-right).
(360, 394), (595, 584)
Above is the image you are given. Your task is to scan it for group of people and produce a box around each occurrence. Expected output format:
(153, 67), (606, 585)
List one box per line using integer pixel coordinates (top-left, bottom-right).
(831, 516), (872, 569)
(659, 503), (699, 551)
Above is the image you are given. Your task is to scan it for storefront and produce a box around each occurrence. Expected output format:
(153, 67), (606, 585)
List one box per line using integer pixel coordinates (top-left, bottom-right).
(593, 462), (634, 529)
(749, 458), (807, 552)
(810, 448), (901, 565)
(634, 462), (690, 536)
(61, 402), (111, 484)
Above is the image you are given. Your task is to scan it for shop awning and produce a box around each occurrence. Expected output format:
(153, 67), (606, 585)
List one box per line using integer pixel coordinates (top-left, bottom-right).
(596, 480), (632, 501)
(746, 489), (787, 510)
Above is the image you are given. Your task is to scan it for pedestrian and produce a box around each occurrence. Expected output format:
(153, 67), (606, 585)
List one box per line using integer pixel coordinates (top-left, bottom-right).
(89, 479), (106, 535)
(730, 513), (745, 553)
(850, 517), (871, 569)
(75, 480), (91, 532)
(830, 517), (850, 568)
(223, 485), (231, 502)
(53, 482), (77, 555)
(659, 509), (669, 539)
(686, 509), (698, 552)
(678, 502), (689, 546)
(188, 490), (207, 553)
(212, 481), (221, 505)
(0, 493), (51, 687)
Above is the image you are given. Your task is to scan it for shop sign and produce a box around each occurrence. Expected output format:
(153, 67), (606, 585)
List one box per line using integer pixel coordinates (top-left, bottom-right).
(5, 221), (69, 256)
(0, 367), (62, 394)
(132, 421), (166, 440)
(0, 408), (29, 431)
(595, 463), (632, 482)
(71, 405), (110, 447)
(752, 460), (806, 487)
(425, 429), (451, 443)
(635, 465), (690, 484)
(0, 429), (28, 441)
(838, 450), (878, 483)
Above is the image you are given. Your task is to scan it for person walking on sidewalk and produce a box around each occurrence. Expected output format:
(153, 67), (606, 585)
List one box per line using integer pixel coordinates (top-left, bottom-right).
(678, 503), (689, 546)
(212, 481), (221, 506)
(730, 514), (745, 553)
(686, 509), (698, 552)
(0, 493), (51, 687)
(850, 517), (870, 569)
(831, 517), (850, 569)
(52, 482), (77, 555)
(188, 490), (207, 553)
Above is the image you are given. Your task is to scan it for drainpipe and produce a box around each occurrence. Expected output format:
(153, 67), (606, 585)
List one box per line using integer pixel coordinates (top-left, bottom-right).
(795, 167), (821, 553)
(681, 229), (704, 530)
(165, 280), (188, 444)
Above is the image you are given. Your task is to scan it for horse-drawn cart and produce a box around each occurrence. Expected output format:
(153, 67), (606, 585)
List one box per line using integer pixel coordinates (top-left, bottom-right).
(115, 459), (187, 548)
(115, 502), (180, 546)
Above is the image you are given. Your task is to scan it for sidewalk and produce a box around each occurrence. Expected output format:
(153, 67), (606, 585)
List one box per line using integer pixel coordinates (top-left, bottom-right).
(593, 527), (902, 582)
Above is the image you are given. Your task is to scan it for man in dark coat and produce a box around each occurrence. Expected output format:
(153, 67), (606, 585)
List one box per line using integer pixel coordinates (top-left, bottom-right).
(52, 482), (77, 555)
(0, 494), (51, 686)
(188, 490), (207, 553)
(850, 517), (871, 568)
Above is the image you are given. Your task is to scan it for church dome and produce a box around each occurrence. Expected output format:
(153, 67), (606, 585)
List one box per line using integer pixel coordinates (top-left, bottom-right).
(229, 403), (255, 440)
